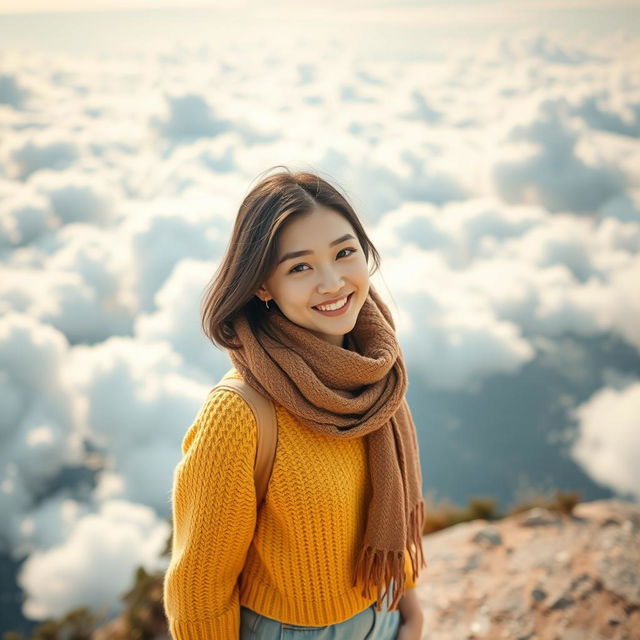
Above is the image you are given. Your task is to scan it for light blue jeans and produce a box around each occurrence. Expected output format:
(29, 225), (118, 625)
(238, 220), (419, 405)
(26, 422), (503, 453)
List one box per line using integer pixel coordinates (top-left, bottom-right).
(239, 599), (401, 639)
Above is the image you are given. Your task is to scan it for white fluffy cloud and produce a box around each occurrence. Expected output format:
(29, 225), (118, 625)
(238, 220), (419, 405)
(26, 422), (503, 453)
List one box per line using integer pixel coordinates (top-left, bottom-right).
(493, 99), (624, 213)
(17, 499), (169, 621)
(0, 314), (83, 552)
(370, 247), (536, 391)
(569, 377), (640, 501)
(368, 197), (640, 390)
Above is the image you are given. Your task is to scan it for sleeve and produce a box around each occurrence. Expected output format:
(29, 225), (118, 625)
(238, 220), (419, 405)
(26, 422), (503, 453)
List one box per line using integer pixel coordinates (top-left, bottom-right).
(163, 387), (257, 639)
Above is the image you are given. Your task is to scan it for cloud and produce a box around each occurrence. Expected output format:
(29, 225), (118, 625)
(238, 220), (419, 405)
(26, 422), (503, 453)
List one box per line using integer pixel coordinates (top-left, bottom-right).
(151, 92), (232, 141)
(121, 204), (226, 311)
(0, 226), (133, 345)
(17, 499), (169, 621)
(372, 246), (536, 391)
(569, 376), (640, 500)
(571, 94), (640, 138)
(135, 258), (223, 373)
(0, 312), (84, 553)
(493, 98), (624, 214)
(0, 182), (52, 248)
(1, 20), (640, 628)
(64, 334), (217, 516)
(523, 34), (604, 65)
(0, 73), (30, 109)
(370, 198), (640, 363)
(598, 191), (640, 224)
(6, 134), (79, 181)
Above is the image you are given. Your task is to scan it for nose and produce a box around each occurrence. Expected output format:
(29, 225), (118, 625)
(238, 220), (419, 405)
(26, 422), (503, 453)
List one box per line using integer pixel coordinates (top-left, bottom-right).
(317, 265), (345, 294)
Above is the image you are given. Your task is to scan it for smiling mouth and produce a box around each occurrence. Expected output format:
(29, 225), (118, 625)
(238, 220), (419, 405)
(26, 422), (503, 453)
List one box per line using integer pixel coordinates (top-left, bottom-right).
(312, 292), (354, 314)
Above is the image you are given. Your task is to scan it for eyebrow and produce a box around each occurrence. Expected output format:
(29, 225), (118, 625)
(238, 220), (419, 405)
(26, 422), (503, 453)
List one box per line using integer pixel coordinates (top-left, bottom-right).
(277, 233), (356, 266)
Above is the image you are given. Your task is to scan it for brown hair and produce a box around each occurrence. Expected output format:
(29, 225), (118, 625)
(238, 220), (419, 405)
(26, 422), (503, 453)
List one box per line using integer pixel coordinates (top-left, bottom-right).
(201, 165), (382, 351)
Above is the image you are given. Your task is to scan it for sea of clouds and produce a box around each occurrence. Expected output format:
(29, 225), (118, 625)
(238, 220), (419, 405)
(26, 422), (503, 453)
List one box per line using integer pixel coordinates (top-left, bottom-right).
(0, 13), (639, 626)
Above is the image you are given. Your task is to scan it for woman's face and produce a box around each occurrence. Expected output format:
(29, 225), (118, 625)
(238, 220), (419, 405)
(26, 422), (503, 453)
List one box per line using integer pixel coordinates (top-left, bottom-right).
(256, 205), (370, 347)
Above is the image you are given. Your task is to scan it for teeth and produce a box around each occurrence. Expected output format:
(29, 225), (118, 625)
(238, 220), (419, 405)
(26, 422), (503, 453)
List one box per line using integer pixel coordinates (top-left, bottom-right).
(316, 295), (348, 311)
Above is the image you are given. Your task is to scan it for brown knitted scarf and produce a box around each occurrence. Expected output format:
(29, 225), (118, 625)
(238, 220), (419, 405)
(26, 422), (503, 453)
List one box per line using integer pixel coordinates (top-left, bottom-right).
(228, 283), (426, 612)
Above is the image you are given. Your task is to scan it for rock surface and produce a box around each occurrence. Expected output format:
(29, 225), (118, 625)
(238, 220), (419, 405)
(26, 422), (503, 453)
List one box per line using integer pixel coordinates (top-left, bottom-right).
(412, 499), (640, 640)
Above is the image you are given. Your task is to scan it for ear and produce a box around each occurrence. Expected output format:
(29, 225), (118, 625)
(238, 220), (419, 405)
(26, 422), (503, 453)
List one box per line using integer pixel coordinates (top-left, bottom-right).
(255, 286), (270, 302)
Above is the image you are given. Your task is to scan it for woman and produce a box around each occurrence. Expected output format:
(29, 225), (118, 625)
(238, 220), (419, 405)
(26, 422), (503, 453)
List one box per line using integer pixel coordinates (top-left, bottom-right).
(163, 167), (426, 639)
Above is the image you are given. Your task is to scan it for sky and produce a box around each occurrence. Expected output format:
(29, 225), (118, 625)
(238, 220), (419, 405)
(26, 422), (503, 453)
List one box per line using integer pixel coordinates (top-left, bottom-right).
(1, 0), (640, 633)
(0, 0), (638, 11)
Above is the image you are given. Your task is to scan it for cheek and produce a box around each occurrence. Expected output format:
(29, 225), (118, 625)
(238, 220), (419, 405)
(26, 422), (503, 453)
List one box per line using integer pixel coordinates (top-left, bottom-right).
(353, 256), (370, 280)
(283, 281), (312, 307)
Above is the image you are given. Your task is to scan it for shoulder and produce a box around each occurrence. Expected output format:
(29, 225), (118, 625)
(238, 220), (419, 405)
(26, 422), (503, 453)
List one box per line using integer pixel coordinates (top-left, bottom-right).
(181, 373), (257, 456)
(202, 381), (255, 424)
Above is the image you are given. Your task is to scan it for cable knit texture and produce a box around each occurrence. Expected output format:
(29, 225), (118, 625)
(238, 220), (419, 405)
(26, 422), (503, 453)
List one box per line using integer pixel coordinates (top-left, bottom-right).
(163, 367), (419, 639)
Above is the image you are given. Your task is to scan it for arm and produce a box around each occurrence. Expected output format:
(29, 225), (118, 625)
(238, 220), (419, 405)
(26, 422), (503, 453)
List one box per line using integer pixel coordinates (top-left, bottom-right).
(398, 550), (424, 633)
(163, 389), (257, 639)
(398, 586), (423, 624)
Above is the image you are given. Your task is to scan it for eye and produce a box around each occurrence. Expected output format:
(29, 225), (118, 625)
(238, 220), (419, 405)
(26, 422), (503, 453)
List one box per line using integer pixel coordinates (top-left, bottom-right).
(288, 247), (357, 274)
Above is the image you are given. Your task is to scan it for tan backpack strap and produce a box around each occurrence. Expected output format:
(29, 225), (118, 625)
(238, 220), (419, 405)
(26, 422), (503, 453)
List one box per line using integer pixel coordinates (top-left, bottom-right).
(212, 376), (277, 510)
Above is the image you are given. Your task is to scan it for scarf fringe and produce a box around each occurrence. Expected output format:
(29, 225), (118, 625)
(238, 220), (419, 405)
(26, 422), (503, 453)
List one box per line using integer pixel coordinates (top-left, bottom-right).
(352, 500), (428, 612)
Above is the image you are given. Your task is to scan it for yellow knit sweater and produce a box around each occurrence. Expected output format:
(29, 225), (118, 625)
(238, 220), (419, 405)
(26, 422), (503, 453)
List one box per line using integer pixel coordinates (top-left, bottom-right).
(163, 367), (419, 639)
